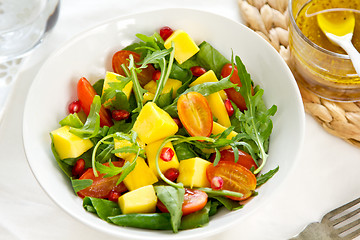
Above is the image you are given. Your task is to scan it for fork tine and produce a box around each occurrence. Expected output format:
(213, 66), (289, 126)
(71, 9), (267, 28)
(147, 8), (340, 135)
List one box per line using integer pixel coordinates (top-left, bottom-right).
(342, 227), (360, 240)
(335, 217), (360, 235)
(331, 207), (360, 226)
(322, 197), (360, 221)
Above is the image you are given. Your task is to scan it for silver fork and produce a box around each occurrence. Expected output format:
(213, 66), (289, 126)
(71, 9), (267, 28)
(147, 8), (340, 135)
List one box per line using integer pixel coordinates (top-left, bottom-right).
(290, 197), (360, 240)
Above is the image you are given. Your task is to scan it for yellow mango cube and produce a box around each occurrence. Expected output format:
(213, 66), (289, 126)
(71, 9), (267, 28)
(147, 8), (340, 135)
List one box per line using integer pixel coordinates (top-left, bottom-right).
(143, 80), (157, 94)
(123, 157), (158, 191)
(164, 30), (199, 64)
(102, 71), (133, 108)
(189, 71), (231, 127)
(144, 78), (182, 98)
(212, 122), (238, 139)
(118, 185), (157, 214)
(51, 126), (93, 160)
(132, 102), (178, 144)
(146, 139), (179, 177)
(177, 157), (211, 188)
(189, 70), (227, 100)
(142, 92), (155, 104)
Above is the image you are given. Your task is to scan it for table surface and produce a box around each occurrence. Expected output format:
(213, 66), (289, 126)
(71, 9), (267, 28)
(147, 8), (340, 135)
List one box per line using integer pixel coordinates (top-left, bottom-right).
(1, 0), (360, 239)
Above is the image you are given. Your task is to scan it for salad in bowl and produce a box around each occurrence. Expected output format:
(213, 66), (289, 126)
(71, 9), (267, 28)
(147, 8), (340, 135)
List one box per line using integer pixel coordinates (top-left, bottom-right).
(49, 25), (278, 233)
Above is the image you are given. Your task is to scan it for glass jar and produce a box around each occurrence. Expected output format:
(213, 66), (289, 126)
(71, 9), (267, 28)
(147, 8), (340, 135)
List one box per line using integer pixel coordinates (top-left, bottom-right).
(288, 0), (360, 101)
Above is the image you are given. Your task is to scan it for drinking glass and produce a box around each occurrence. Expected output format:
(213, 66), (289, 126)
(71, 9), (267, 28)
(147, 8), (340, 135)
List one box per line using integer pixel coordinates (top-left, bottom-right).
(0, 0), (60, 62)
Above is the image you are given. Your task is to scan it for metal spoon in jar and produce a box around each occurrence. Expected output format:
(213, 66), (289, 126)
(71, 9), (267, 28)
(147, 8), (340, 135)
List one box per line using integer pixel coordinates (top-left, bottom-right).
(317, 10), (360, 76)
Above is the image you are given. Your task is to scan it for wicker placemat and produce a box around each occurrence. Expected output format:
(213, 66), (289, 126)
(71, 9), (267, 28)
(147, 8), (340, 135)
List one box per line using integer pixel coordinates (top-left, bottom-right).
(238, 0), (360, 148)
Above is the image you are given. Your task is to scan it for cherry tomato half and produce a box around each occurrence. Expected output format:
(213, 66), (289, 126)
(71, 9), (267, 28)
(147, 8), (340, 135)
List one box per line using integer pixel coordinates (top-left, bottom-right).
(77, 161), (127, 199)
(112, 50), (155, 86)
(77, 77), (113, 127)
(209, 149), (258, 170)
(221, 63), (254, 111)
(157, 188), (208, 216)
(177, 92), (213, 137)
(206, 161), (256, 201)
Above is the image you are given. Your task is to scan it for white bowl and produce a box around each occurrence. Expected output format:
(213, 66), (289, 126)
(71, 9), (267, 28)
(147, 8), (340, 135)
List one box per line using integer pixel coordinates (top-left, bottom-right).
(23, 8), (305, 240)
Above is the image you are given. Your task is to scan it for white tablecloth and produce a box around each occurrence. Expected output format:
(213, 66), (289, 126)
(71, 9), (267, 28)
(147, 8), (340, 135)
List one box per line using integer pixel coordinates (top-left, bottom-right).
(1, 0), (360, 239)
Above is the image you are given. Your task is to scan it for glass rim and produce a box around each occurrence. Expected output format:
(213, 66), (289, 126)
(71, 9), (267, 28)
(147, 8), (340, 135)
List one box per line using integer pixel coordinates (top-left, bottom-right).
(0, 0), (49, 33)
(288, 0), (350, 60)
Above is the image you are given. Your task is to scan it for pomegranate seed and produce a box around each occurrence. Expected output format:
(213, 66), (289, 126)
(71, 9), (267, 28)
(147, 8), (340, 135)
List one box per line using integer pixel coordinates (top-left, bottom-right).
(190, 66), (207, 77)
(164, 168), (180, 181)
(160, 147), (175, 162)
(173, 118), (182, 128)
(211, 176), (224, 190)
(160, 26), (174, 41)
(152, 70), (161, 81)
(108, 190), (121, 202)
(224, 99), (234, 116)
(68, 100), (81, 114)
(112, 109), (130, 121)
(72, 159), (85, 177)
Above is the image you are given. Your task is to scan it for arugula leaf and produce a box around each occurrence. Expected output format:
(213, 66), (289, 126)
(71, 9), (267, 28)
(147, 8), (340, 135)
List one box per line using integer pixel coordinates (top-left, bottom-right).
(169, 63), (193, 83)
(71, 179), (93, 193)
(256, 166), (279, 187)
(94, 158), (136, 184)
(127, 56), (147, 112)
(208, 200), (222, 216)
(152, 46), (175, 104)
(154, 185), (185, 233)
(70, 95), (101, 139)
(234, 56), (277, 174)
(139, 48), (172, 68)
(92, 79), (104, 96)
(196, 187), (243, 199)
(135, 32), (163, 51)
(95, 143), (114, 163)
(208, 196), (243, 211)
(83, 197), (122, 222)
(196, 41), (230, 78)
(180, 202), (210, 230)
(59, 113), (84, 128)
(50, 133), (73, 177)
(156, 90), (173, 109)
(109, 213), (172, 230)
(116, 160), (137, 185)
(173, 142), (197, 161)
(101, 79), (132, 111)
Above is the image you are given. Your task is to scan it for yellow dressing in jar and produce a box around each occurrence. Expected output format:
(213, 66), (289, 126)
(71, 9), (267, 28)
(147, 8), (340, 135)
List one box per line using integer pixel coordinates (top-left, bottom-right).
(289, 0), (360, 101)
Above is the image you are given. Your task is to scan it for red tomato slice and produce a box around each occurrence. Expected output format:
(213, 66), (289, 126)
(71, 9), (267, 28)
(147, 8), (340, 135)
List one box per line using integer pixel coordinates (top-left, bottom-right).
(112, 50), (155, 86)
(77, 161), (127, 199)
(221, 63), (254, 111)
(177, 92), (213, 137)
(157, 188), (208, 216)
(77, 77), (113, 127)
(207, 161), (256, 201)
(209, 149), (258, 170)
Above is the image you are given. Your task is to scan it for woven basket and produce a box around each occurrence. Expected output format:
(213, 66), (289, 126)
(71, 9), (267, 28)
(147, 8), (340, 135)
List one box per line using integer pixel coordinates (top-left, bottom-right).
(238, 0), (360, 148)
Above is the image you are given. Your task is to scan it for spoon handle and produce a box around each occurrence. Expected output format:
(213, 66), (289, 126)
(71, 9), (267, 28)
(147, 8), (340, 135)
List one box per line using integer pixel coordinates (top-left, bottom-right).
(338, 39), (360, 77)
